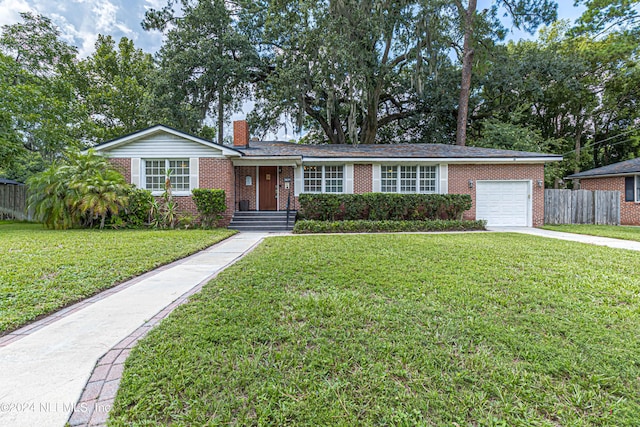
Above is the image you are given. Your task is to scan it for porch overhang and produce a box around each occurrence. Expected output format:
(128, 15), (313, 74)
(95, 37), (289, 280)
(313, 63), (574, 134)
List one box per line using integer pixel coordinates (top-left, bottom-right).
(232, 156), (301, 167)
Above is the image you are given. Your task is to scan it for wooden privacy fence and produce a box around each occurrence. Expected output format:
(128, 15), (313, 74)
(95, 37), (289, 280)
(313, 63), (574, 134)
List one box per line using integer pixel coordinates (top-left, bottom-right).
(0, 183), (29, 220)
(544, 189), (620, 225)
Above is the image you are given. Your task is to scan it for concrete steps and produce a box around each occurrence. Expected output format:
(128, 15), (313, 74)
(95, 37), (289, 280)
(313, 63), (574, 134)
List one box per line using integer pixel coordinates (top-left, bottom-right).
(228, 210), (296, 232)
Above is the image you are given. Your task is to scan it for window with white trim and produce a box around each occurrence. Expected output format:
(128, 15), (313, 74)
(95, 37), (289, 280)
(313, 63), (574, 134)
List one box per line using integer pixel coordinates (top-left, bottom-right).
(304, 165), (344, 193)
(144, 159), (190, 192)
(381, 165), (437, 193)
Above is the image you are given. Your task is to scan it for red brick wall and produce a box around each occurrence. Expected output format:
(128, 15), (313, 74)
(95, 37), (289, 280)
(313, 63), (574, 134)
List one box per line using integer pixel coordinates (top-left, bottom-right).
(278, 166), (298, 210)
(579, 176), (640, 225)
(354, 164), (373, 194)
(448, 164), (545, 227)
(236, 166), (257, 210)
(108, 158), (131, 183)
(199, 158), (235, 225)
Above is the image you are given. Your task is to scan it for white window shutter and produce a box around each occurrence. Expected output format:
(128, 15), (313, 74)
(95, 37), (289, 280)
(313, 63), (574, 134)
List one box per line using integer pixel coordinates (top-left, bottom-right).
(345, 164), (354, 194)
(131, 158), (141, 187)
(189, 158), (199, 191)
(372, 164), (381, 192)
(439, 164), (448, 194)
(294, 166), (303, 196)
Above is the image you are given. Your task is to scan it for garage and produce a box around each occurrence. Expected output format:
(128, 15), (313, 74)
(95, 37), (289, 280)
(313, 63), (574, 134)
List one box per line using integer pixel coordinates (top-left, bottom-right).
(476, 180), (531, 227)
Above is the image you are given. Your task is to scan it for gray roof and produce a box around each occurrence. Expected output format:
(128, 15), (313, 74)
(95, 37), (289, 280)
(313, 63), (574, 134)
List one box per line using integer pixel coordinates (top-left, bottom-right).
(236, 141), (561, 160)
(0, 178), (23, 185)
(567, 157), (640, 179)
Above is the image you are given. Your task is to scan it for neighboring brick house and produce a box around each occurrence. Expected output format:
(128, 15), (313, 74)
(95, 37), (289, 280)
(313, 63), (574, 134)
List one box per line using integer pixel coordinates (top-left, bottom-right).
(88, 121), (562, 227)
(567, 158), (640, 225)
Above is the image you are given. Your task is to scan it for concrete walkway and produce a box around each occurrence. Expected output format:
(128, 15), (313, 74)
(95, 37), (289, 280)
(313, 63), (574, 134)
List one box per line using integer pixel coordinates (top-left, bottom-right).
(0, 232), (267, 427)
(488, 226), (640, 251)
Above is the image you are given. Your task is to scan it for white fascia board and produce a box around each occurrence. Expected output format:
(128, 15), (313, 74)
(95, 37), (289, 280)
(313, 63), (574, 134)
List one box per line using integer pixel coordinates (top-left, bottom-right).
(85, 125), (243, 157)
(301, 156), (562, 164)
(232, 157), (301, 167)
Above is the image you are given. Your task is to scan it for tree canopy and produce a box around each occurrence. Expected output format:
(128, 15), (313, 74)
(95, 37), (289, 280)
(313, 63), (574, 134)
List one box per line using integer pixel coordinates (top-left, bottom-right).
(1, 2), (640, 185)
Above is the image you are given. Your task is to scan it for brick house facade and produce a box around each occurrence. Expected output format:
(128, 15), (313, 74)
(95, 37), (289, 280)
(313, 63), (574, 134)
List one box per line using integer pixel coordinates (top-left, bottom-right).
(577, 177), (640, 225)
(567, 158), (640, 226)
(93, 122), (561, 227)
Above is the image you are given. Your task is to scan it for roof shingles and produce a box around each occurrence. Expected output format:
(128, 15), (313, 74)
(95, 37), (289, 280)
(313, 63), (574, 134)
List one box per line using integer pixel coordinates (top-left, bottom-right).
(236, 141), (561, 159)
(567, 158), (640, 179)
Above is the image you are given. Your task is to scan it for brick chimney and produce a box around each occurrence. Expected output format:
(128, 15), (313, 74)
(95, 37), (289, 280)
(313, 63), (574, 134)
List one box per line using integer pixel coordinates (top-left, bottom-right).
(233, 120), (250, 148)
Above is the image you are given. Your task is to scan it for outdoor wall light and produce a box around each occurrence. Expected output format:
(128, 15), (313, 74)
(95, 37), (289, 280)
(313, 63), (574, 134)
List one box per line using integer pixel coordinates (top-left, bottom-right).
(245, 175), (252, 186)
(468, 179), (474, 189)
(537, 179), (543, 188)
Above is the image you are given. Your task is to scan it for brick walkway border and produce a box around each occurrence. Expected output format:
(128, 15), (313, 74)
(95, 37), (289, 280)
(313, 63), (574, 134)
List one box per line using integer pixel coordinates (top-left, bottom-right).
(66, 281), (205, 426)
(65, 235), (265, 427)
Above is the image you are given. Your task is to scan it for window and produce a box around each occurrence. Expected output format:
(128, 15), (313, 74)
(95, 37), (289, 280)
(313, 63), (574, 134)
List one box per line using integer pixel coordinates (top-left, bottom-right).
(381, 165), (437, 193)
(637, 176), (640, 202)
(625, 177), (634, 202)
(400, 166), (417, 192)
(144, 159), (190, 192)
(304, 165), (344, 193)
(303, 166), (322, 192)
(324, 166), (344, 193)
(381, 166), (398, 192)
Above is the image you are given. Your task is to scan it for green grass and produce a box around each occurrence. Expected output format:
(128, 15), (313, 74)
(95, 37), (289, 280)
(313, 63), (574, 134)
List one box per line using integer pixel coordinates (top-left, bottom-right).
(0, 222), (235, 333)
(543, 224), (640, 242)
(110, 234), (640, 426)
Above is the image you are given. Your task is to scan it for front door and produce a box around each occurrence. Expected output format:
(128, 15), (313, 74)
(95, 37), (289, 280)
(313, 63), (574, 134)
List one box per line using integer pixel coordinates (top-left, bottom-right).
(259, 166), (277, 210)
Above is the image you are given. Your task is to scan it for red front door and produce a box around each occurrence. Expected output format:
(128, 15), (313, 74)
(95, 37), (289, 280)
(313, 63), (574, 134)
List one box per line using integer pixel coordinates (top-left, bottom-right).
(259, 166), (277, 210)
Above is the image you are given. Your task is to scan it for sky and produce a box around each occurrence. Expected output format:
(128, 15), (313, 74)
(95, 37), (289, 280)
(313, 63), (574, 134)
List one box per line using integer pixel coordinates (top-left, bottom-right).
(0, 0), (586, 140)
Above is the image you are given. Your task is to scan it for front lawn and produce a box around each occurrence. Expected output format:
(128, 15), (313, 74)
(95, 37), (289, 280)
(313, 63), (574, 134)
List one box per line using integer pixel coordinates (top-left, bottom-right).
(543, 224), (640, 242)
(0, 222), (235, 333)
(110, 234), (640, 426)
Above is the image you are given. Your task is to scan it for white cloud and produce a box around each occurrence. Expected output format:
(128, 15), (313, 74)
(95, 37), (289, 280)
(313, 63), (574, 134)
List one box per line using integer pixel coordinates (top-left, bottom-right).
(143, 0), (165, 9)
(93, 0), (131, 34)
(0, 0), (35, 27)
(50, 13), (97, 57)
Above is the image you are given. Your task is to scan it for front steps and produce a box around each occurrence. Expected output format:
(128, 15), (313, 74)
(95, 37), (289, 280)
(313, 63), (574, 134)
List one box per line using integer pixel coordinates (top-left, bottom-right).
(228, 210), (296, 232)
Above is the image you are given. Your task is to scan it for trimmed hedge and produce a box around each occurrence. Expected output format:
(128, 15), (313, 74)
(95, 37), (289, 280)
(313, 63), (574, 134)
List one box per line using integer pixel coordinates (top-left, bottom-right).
(297, 193), (472, 221)
(192, 188), (226, 227)
(293, 219), (486, 234)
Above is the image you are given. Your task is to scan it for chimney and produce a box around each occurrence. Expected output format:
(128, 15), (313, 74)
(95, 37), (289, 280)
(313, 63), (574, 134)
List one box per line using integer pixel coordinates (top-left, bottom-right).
(233, 120), (250, 148)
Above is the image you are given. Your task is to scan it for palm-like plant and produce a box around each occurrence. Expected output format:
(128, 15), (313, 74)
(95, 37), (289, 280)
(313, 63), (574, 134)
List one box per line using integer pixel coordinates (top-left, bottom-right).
(27, 164), (74, 229)
(73, 169), (128, 229)
(27, 149), (130, 229)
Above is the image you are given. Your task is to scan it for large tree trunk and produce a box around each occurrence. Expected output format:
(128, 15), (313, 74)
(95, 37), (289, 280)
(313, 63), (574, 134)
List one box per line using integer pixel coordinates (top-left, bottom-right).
(361, 82), (382, 145)
(456, 0), (477, 146)
(217, 88), (224, 146)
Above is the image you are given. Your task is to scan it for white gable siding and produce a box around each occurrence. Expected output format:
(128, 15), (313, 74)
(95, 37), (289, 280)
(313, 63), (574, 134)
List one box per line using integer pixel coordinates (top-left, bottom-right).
(105, 133), (225, 158)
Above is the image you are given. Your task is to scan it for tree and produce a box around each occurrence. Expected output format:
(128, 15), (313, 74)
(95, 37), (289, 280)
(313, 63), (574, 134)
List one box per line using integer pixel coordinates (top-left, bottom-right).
(143, 0), (259, 142)
(245, 0), (457, 144)
(76, 35), (156, 144)
(572, 0), (640, 36)
(454, 0), (557, 146)
(0, 13), (86, 163)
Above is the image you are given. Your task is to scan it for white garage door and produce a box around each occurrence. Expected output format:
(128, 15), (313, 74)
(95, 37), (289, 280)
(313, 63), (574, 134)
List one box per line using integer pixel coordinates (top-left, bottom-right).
(476, 181), (530, 226)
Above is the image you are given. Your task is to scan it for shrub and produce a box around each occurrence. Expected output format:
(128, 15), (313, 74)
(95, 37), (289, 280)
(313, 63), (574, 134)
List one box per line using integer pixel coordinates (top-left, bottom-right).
(192, 188), (226, 227)
(293, 219), (486, 234)
(297, 193), (472, 221)
(108, 187), (154, 228)
(27, 150), (129, 229)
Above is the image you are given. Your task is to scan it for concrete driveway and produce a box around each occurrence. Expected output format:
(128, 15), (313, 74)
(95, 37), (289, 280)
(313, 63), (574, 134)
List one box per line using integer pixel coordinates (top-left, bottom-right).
(488, 226), (640, 252)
